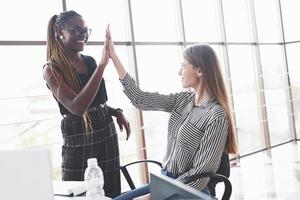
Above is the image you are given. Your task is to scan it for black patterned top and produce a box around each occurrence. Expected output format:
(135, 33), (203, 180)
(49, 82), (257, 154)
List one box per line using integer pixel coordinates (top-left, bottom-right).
(54, 55), (108, 115)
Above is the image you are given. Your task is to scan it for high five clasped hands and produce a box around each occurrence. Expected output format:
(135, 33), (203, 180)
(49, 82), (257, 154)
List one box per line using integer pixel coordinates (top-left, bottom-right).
(100, 25), (128, 81)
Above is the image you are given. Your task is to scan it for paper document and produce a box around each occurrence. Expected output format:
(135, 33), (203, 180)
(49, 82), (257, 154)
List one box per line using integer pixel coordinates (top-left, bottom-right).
(53, 181), (87, 197)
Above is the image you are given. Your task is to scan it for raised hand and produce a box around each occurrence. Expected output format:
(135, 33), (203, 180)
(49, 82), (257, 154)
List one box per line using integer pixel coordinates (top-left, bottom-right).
(106, 24), (117, 59)
(99, 27), (110, 68)
(105, 24), (128, 79)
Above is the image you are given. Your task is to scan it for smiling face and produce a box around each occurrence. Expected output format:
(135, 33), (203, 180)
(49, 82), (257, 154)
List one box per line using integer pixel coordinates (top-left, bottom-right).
(178, 58), (202, 89)
(58, 16), (90, 52)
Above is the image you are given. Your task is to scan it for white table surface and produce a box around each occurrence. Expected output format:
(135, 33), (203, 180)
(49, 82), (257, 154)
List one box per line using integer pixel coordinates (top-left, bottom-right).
(54, 195), (112, 200)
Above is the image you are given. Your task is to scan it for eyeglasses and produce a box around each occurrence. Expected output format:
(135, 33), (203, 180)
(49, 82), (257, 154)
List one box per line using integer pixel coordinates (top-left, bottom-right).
(63, 26), (92, 37)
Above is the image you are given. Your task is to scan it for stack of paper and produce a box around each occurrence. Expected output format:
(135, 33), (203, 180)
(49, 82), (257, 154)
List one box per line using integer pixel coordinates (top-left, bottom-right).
(53, 181), (87, 197)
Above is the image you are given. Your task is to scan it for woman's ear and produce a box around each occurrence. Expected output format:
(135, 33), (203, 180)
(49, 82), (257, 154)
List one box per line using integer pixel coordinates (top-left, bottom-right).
(197, 69), (203, 77)
(56, 27), (64, 39)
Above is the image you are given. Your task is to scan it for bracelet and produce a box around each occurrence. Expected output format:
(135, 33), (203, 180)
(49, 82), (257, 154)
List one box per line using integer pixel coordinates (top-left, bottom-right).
(113, 108), (123, 116)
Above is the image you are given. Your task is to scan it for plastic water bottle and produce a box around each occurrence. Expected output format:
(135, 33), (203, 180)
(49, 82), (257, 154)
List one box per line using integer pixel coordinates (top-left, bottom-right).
(84, 158), (105, 198)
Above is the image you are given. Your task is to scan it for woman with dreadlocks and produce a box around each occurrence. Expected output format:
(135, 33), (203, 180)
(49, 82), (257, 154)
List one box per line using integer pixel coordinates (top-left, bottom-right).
(43, 10), (130, 198)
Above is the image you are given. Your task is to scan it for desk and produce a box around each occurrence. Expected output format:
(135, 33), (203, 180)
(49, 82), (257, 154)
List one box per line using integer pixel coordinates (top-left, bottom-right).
(53, 180), (112, 200)
(54, 196), (111, 200)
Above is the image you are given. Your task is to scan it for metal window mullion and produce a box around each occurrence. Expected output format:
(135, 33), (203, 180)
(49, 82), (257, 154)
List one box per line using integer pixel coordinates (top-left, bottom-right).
(62, 0), (66, 11)
(176, 0), (186, 48)
(285, 40), (300, 44)
(127, 0), (149, 184)
(0, 41), (285, 46)
(248, 0), (271, 148)
(0, 41), (45, 45)
(277, 0), (297, 140)
(217, 0), (239, 158)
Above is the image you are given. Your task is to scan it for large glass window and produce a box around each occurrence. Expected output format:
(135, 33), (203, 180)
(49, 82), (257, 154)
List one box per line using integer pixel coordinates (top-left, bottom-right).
(0, 46), (47, 98)
(281, 1), (300, 42)
(0, 45), (58, 134)
(253, 0), (282, 43)
(286, 44), (300, 138)
(227, 45), (263, 154)
(131, 0), (179, 42)
(260, 45), (290, 145)
(181, 0), (220, 42)
(0, 0), (299, 191)
(0, 45), (62, 177)
(67, 0), (129, 41)
(0, 0), (62, 40)
(222, 0), (252, 42)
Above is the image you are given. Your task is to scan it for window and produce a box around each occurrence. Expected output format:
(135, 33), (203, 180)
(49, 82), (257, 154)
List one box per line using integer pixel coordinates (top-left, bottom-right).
(131, 0), (178, 42)
(260, 45), (290, 145)
(67, 0), (129, 41)
(222, 0), (252, 42)
(227, 45), (263, 154)
(182, 0), (220, 42)
(286, 44), (300, 138)
(281, 1), (300, 42)
(0, 0), (62, 40)
(0, 0), (298, 191)
(253, 0), (282, 43)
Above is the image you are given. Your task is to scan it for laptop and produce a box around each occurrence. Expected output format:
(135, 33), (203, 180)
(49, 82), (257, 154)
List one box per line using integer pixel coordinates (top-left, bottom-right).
(0, 148), (54, 200)
(150, 173), (213, 200)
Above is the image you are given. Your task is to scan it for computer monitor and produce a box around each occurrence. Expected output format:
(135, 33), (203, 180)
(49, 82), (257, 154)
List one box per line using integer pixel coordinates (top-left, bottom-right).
(150, 173), (213, 200)
(0, 148), (54, 200)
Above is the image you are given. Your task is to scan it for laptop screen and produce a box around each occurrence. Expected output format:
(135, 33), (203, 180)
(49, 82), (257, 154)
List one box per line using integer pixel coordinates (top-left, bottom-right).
(0, 148), (54, 200)
(150, 173), (213, 200)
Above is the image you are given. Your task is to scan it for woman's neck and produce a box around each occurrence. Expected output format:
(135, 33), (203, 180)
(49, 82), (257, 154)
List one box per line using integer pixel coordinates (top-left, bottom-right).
(65, 50), (86, 74)
(193, 85), (212, 106)
(65, 48), (81, 61)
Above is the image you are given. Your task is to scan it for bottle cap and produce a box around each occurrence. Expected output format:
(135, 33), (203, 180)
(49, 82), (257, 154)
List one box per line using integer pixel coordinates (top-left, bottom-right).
(87, 158), (98, 166)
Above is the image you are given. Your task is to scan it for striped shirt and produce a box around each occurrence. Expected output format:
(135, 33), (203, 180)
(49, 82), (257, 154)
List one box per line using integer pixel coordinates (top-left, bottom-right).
(120, 73), (229, 190)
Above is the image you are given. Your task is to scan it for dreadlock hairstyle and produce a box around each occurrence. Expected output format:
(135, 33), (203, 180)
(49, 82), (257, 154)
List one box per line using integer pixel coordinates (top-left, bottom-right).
(183, 44), (238, 155)
(46, 10), (92, 134)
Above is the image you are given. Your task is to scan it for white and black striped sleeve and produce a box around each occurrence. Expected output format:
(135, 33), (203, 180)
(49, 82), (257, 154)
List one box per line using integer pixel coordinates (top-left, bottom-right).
(176, 116), (229, 190)
(120, 73), (179, 113)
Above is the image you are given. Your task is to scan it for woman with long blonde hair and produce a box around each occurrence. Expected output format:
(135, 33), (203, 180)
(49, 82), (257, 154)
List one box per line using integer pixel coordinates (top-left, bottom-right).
(43, 11), (130, 198)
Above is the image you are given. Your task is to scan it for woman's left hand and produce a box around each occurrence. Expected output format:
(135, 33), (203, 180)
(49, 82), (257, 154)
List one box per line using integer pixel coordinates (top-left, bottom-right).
(115, 110), (131, 140)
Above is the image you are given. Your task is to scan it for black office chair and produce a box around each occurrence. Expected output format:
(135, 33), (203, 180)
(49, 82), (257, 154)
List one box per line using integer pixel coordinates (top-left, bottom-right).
(119, 159), (163, 190)
(119, 153), (232, 200)
(206, 152), (230, 197)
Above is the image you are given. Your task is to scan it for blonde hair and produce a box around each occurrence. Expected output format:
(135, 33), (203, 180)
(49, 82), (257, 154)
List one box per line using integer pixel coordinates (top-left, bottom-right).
(46, 11), (92, 133)
(183, 44), (238, 154)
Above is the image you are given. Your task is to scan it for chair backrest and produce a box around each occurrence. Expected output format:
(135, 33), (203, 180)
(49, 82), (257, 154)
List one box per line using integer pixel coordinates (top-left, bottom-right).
(216, 152), (230, 178)
(181, 173), (232, 200)
(120, 156), (231, 200)
(119, 160), (162, 190)
(208, 153), (230, 196)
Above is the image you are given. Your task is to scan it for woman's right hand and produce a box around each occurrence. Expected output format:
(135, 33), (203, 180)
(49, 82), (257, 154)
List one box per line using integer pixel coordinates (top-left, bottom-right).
(105, 24), (128, 79)
(106, 24), (117, 59)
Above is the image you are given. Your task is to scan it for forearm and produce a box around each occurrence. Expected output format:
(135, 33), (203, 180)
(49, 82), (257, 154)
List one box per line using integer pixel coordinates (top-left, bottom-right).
(71, 65), (105, 114)
(120, 74), (177, 112)
(111, 54), (127, 80)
